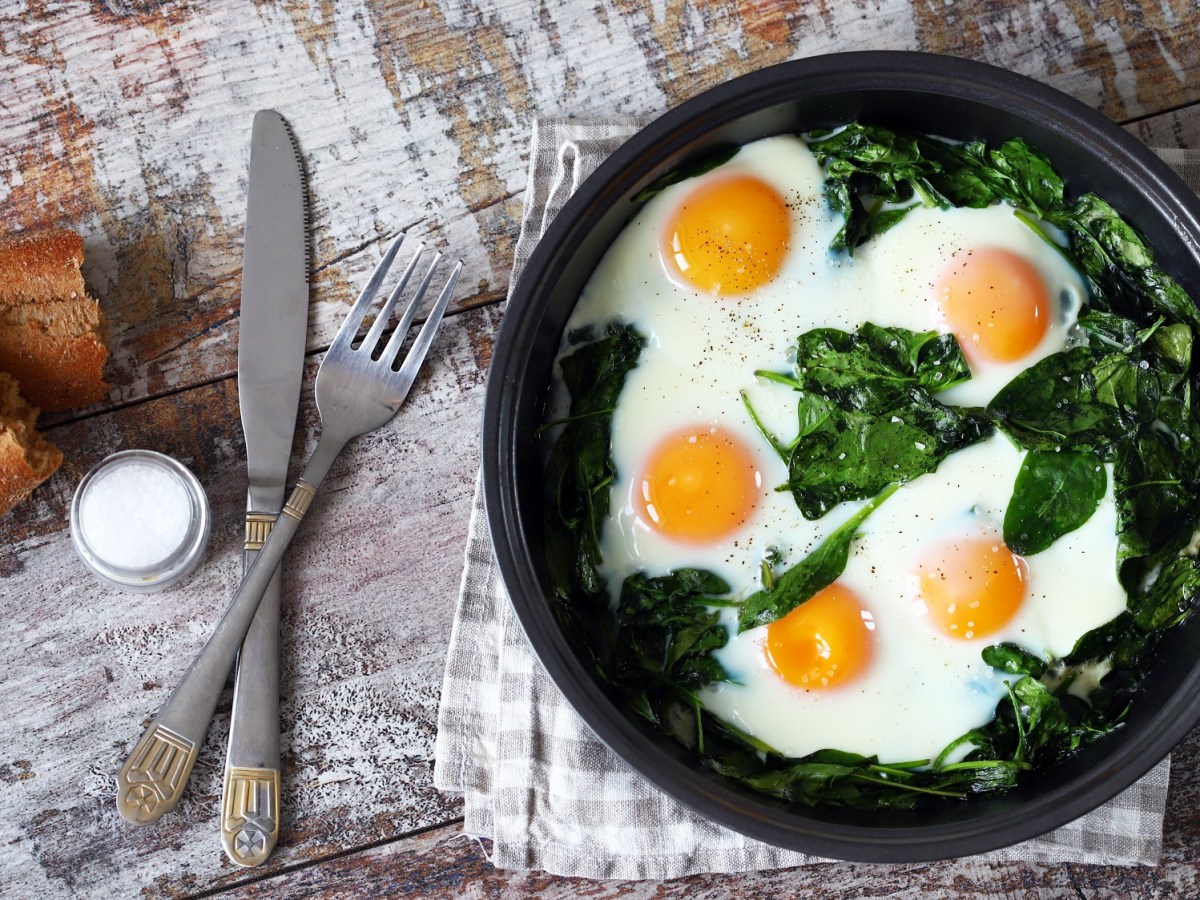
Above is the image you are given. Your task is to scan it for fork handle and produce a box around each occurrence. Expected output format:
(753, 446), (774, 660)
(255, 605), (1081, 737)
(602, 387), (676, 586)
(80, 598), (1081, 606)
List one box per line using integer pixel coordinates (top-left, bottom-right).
(116, 435), (345, 825)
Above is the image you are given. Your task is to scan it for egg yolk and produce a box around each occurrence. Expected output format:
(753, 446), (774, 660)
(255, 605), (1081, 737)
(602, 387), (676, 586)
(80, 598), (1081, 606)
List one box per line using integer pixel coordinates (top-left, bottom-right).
(765, 583), (875, 689)
(664, 174), (791, 296)
(917, 537), (1028, 640)
(637, 427), (760, 542)
(936, 247), (1050, 363)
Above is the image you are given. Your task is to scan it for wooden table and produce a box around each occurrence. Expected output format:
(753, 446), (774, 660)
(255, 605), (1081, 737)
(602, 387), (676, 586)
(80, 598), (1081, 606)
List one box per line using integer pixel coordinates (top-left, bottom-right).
(3, 2), (1199, 896)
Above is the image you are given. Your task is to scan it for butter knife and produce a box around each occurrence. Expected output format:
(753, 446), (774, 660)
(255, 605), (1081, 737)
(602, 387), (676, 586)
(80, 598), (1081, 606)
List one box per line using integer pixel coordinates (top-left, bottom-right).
(221, 110), (310, 866)
(112, 110), (309, 830)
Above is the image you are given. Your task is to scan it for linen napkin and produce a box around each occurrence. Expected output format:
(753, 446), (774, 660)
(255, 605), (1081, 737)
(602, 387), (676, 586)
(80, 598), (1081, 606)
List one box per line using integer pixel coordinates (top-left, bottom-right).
(434, 117), (1196, 879)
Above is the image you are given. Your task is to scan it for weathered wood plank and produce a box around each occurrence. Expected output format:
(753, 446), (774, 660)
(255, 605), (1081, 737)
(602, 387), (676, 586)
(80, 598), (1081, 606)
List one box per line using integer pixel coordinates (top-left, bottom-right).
(1128, 104), (1200, 150)
(0, 302), (500, 898)
(2, 0), (1199, 421)
(216, 716), (1200, 899)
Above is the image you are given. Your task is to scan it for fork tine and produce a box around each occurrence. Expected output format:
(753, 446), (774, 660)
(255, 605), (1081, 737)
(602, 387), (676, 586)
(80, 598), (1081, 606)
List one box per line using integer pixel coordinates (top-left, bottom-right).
(330, 233), (406, 351)
(358, 240), (425, 357)
(384, 257), (463, 396)
(388, 251), (437, 351)
(380, 251), (440, 362)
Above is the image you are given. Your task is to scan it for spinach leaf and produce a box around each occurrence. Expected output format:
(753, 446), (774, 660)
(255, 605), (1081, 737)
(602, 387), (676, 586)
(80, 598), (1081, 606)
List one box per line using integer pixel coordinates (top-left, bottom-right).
(739, 483), (897, 632)
(809, 124), (1064, 251)
(1048, 193), (1200, 334)
(1077, 307), (1142, 348)
(1130, 556), (1200, 634)
(981, 643), (1048, 678)
(788, 389), (992, 519)
(986, 317), (1190, 456)
(981, 137), (1066, 213)
(544, 322), (645, 607)
(794, 323), (972, 410)
(1113, 424), (1200, 590)
(1006, 677), (1074, 766)
(921, 136), (1065, 215)
(614, 569), (735, 694)
(1003, 450), (1107, 555)
(749, 323), (991, 519)
(809, 124), (951, 252)
(705, 746), (974, 808)
(986, 346), (1138, 455)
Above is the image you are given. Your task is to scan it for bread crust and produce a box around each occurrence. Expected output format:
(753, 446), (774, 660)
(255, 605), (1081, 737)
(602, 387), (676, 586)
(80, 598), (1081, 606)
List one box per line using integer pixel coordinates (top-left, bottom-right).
(0, 228), (109, 412)
(0, 372), (63, 517)
(0, 229), (85, 306)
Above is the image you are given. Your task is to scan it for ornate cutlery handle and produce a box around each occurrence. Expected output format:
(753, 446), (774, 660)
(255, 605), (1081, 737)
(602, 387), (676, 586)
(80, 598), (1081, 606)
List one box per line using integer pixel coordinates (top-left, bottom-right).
(115, 436), (344, 825)
(220, 518), (283, 866)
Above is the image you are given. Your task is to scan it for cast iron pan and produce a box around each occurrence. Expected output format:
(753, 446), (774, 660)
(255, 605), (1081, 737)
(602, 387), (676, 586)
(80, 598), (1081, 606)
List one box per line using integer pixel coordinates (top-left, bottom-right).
(482, 51), (1200, 862)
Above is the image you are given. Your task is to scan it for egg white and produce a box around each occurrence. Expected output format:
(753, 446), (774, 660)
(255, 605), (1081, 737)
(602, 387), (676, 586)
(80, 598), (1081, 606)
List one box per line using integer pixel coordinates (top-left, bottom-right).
(554, 133), (1126, 763)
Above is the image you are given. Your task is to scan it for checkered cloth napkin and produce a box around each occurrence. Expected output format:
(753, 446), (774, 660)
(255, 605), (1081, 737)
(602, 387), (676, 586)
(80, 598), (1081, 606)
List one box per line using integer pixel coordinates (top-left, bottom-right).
(434, 118), (1198, 879)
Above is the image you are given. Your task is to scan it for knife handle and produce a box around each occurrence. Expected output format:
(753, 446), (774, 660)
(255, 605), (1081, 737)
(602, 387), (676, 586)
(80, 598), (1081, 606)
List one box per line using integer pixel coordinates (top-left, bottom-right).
(115, 435), (343, 826)
(220, 519), (283, 867)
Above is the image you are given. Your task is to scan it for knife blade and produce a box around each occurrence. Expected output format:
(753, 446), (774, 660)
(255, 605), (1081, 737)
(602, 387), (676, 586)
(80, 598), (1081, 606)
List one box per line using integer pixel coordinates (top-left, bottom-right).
(221, 109), (310, 867)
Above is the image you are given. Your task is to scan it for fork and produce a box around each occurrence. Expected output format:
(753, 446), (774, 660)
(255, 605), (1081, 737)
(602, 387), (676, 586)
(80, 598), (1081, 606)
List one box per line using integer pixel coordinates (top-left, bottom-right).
(116, 234), (462, 825)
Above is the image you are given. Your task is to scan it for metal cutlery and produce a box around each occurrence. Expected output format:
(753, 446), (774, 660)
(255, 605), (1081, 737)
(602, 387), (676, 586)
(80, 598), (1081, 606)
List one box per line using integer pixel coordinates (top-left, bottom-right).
(115, 234), (461, 827)
(219, 109), (310, 866)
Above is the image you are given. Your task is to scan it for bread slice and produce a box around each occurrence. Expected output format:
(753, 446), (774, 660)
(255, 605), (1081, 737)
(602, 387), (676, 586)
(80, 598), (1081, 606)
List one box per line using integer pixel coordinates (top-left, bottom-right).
(0, 229), (108, 412)
(0, 372), (63, 517)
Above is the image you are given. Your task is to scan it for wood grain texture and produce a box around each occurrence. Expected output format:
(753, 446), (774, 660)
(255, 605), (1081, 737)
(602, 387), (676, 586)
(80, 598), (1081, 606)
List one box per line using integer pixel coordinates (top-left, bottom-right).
(0, 302), (499, 898)
(214, 725), (1200, 899)
(2, 1), (1198, 416)
(2, 1), (1200, 897)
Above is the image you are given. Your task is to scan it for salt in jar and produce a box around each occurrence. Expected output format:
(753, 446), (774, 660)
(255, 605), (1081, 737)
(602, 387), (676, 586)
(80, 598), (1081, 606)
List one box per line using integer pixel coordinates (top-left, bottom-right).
(70, 449), (211, 592)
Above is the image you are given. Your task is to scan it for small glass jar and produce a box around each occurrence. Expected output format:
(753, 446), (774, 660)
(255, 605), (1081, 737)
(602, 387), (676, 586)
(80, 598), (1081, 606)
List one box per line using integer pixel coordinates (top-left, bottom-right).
(70, 449), (212, 592)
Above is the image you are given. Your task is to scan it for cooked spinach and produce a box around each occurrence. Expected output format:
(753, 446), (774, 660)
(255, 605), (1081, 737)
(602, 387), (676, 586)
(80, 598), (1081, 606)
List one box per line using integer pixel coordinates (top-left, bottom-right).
(793, 323), (973, 411)
(544, 321), (645, 610)
(1003, 450), (1107, 555)
(542, 123), (1200, 811)
(987, 309), (1199, 597)
(787, 394), (992, 520)
(739, 483), (898, 632)
(612, 569), (737, 748)
(1049, 193), (1200, 334)
(747, 323), (991, 519)
(986, 318), (1192, 457)
(809, 124), (1066, 252)
(981, 643), (1048, 678)
(805, 123), (1200, 803)
(987, 346), (1138, 455)
(615, 569), (735, 691)
(704, 745), (985, 807)
(1113, 424), (1200, 591)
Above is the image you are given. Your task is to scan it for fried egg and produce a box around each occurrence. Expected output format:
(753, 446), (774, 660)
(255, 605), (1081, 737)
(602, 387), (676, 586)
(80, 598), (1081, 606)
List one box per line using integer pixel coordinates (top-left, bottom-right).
(554, 133), (1124, 763)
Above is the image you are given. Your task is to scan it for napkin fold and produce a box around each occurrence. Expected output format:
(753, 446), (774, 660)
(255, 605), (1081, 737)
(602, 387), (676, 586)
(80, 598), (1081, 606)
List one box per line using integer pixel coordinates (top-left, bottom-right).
(434, 117), (1193, 879)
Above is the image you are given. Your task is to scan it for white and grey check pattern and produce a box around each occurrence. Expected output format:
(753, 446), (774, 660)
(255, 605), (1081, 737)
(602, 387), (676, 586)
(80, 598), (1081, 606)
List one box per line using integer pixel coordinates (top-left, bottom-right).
(434, 117), (1190, 879)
